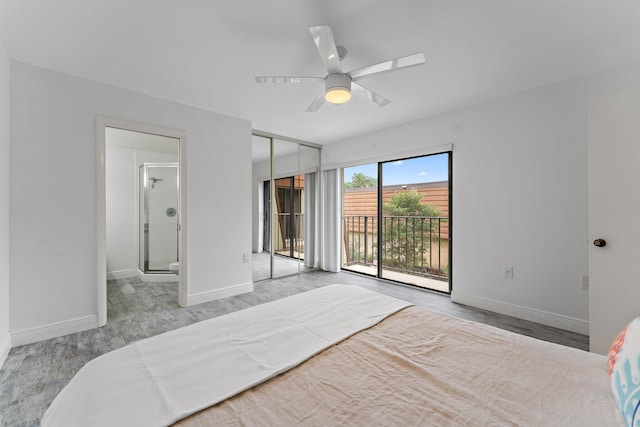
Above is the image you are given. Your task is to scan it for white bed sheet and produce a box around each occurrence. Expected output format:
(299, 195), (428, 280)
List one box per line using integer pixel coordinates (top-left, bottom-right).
(41, 285), (412, 427)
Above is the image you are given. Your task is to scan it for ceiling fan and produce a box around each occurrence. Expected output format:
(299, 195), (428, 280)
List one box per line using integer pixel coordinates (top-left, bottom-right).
(255, 25), (426, 112)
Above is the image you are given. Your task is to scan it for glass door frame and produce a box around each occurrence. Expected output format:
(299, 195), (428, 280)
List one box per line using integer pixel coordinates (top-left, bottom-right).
(342, 151), (453, 293)
(138, 162), (179, 273)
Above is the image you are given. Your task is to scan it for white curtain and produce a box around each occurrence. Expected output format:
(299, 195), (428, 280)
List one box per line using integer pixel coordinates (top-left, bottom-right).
(321, 169), (341, 272)
(304, 172), (317, 268)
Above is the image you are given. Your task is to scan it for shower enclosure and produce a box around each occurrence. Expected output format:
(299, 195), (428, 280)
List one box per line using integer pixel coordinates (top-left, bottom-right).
(139, 163), (179, 273)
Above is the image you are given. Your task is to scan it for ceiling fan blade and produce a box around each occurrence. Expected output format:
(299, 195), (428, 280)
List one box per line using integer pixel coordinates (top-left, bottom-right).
(305, 90), (326, 112)
(309, 25), (342, 74)
(348, 53), (426, 81)
(351, 82), (390, 107)
(255, 76), (324, 84)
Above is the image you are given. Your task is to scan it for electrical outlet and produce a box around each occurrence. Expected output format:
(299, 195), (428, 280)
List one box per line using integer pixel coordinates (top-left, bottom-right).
(580, 275), (589, 290)
(243, 253), (250, 263)
(504, 266), (513, 278)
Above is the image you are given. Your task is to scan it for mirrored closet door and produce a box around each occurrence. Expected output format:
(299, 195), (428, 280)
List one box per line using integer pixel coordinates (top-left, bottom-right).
(251, 134), (320, 281)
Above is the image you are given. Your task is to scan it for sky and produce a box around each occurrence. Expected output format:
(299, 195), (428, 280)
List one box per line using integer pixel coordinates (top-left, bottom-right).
(343, 153), (449, 186)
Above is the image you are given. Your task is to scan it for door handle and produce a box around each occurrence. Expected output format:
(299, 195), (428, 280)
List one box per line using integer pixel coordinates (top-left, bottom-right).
(593, 238), (607, 247)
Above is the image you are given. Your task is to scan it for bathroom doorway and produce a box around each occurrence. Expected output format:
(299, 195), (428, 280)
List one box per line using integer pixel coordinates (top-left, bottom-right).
(97, 118), (187, 326)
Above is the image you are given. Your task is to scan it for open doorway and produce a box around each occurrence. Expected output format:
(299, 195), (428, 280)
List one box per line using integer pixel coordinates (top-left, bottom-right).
(97, 118), (188, 326)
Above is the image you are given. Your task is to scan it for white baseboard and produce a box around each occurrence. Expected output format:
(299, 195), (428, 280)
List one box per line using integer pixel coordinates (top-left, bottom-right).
(188, 282), (254, 306)
(137, 270), (178, 283)
(451, 291), (589, 335)
(106, 269), (138, 280)
(11, 315), (99, 347)
(0, 332), (11, 369)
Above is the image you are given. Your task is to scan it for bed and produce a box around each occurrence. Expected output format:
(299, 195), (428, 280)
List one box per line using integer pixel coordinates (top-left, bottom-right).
(42, 285), (626, 426)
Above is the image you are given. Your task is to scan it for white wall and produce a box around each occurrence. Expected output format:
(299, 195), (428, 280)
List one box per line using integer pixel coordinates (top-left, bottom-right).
(0, 43), (11, 365)
(105, 145), (177, 277)
(10, 61), (253, 344)
(322, 60), (640, 335)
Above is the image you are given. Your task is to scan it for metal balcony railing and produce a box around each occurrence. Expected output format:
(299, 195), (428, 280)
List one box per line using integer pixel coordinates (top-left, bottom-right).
(343, 215), (449, 280)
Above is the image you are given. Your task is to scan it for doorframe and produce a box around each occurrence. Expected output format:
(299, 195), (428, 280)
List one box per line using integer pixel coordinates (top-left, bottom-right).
(96, 116), (188, 326)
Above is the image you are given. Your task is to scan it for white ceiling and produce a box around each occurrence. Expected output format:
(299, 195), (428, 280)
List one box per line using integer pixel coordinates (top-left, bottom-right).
(2, 0), (640, 145)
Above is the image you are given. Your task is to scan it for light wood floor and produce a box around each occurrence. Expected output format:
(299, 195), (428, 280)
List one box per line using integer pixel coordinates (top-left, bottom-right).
(0, 270), (588, 426)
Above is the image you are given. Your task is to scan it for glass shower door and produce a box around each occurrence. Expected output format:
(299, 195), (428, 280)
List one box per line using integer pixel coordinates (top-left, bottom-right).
(139, 163), (179, 272)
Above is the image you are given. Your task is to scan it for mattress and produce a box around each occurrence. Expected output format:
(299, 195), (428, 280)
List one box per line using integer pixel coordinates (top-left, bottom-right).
(176, 306), (622, 426)
(43, 285), (623, 426)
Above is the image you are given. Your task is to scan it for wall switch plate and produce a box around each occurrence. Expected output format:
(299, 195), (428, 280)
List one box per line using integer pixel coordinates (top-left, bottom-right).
(504, 266), (514, 278)
(581, 275), (589, 290)
(243, 253), (250, 263)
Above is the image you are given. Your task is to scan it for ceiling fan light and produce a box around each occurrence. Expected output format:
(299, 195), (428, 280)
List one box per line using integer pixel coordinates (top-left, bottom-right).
(325, 87), (351, 104)
(324, 73), (353, 105)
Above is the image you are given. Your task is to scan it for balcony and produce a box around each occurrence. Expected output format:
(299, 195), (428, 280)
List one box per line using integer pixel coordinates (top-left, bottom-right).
(343, 215), (449, 292)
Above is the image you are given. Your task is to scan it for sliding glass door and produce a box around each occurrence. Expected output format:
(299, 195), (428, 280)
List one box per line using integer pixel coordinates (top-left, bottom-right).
(342, 162), (378, 275)
(342, 152), (451, 293)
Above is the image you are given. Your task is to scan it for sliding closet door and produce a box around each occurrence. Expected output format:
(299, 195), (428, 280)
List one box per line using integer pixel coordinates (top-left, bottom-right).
(251, 135), (271, 282)
(271, 139), (301, 278)
(251, 134), (321, 281)
(300, 145), (319, 272)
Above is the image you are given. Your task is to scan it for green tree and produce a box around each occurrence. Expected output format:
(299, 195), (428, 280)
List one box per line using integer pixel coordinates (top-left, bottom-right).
(345, 172), (377, 188)
(383, 191), (440, 217)
(382, 190), (442, 274)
